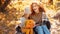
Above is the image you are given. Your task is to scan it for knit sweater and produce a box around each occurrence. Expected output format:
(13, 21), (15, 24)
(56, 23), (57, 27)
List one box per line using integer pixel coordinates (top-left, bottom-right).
(28, 12), (48, 25)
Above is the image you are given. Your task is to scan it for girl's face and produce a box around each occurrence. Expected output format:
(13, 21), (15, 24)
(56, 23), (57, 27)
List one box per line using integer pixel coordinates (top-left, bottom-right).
(32, 3), (39, 13)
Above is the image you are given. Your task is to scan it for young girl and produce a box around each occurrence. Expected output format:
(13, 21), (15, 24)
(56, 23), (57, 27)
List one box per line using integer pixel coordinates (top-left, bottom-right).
(16, 7), (31, 34)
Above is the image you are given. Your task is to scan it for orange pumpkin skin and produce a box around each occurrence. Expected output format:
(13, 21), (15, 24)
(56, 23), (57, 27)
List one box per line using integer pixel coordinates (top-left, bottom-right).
(25, 19), (35, 28)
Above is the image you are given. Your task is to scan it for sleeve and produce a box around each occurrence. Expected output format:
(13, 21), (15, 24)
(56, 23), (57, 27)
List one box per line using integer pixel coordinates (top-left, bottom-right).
(18, 17), (26, 27)
(42, 12), (51, 30)
(42, 12), (49, 21)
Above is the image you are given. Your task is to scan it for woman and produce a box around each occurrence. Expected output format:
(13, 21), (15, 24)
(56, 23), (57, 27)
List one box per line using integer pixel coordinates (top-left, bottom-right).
(28, 2), (50, 34)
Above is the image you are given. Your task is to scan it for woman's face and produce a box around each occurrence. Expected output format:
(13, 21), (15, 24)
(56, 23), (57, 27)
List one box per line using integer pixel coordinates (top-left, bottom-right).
(32, 3), (39, 13)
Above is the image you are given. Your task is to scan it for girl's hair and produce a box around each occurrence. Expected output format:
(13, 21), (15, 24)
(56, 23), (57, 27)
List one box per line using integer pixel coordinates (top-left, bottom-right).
(30, 2), (45, 15)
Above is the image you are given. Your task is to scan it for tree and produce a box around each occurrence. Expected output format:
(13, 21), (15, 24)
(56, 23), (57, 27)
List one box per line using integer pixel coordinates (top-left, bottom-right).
(0, 0), (11, 13)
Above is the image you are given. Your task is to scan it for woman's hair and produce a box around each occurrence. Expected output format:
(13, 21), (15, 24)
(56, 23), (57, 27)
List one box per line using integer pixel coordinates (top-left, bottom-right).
(30, 2), (45, 15)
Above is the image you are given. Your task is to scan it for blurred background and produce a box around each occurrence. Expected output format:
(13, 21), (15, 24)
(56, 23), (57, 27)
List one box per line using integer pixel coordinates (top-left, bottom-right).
(0, 0), (60, 34)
